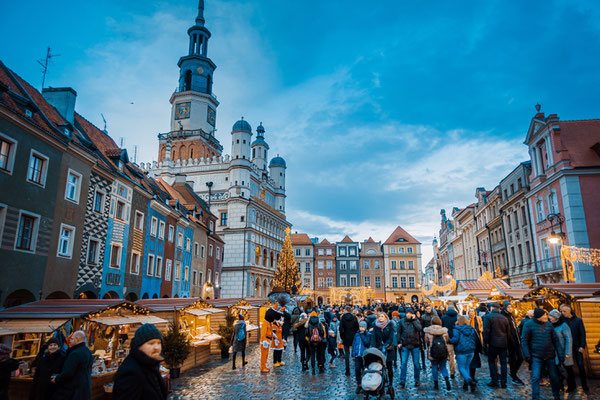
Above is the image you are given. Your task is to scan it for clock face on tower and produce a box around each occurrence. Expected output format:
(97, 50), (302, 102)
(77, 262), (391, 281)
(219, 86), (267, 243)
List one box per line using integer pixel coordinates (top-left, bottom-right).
(174, 102), (191, 120)
(207, 106), (216, 126)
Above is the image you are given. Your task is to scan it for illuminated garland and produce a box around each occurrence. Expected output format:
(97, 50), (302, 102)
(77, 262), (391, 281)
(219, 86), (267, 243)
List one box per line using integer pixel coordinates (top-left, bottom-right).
(561, 245), (600, 282)
(421, 278), (456, 296)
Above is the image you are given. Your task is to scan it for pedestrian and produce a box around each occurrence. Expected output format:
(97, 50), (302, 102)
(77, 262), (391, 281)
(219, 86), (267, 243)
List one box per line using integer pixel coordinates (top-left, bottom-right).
(371, 312), (395, 394)
(501, 301), (525, 385)
(365, 310), (376, 331)
(424, 316), (451, 390)
(0, 344), (19, 400)
(339, 306), (359, 377)
(295, 312), (309, 371)
(549, 309), (573, 390)
(415, 309), (427, 370)
(449, 316), (477, 392)
(351, 321), (371, 394)
(327, 330), (337, 368)
(271, 316), (285, 367)
(390, 311), (401, 369)
(112, 324), (167, 400)
(282, 308), (292, 345)
(329, 315), (342, 357)
(51, 330), (93, 400)
(290, 308), (301, 353)
(560, 303), (589, 392)
(483, 302), (509, 388)
(521, 308), (563, 400)
(477, 303), (488, 319)
(441, 304), (458, 378)
(260, 307), (283, 373)
(231, 314), (248, 370)
(518, 309), (534, 339)
(397, 308), (422, 388)
(30, 337), (66, 400)
(467, 308), (484, 383)
(421, 304), (438, 329)
(306, 309), (326, 374)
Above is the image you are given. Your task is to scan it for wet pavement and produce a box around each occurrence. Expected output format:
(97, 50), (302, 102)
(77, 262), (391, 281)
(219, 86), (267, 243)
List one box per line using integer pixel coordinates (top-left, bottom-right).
(169, 344), (600, 400)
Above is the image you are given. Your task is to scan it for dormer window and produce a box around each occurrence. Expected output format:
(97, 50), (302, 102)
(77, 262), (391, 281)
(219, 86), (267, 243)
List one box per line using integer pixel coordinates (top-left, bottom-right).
(25, 109), (33, 118)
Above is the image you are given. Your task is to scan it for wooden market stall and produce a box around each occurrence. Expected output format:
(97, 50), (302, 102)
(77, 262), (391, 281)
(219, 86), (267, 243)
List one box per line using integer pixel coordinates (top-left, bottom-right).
(136, 298), (222, 372)
(0, 299), (166, 400)
(487, 284), (531, 320)
(576, 297), (600, 378)
(243, 298), (274, 344)
(206, 298), (259, 354)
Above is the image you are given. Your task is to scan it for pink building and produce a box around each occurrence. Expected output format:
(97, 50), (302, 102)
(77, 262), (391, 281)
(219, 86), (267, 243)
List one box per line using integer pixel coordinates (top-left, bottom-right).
(525, 109), (600, 283)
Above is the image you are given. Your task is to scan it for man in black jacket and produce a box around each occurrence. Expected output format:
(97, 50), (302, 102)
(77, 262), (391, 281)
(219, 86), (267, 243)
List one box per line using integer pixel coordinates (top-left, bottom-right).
(397, 309), (423, 387)
(441, 304), (458, 378)
(52, 331), (93, 400)
(560, 304), (589, 392)
(521, 308), (563, 400)
(338, 306), (359, 376)
(483, 302), (509, 388)
(501, 301), (525, 385)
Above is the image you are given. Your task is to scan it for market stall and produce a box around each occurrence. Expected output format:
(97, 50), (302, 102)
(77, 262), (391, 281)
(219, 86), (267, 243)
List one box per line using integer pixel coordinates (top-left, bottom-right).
(136, 298), (222, 372)
(243, 298), (273, 343)
(206, 298), (259, 354)
(0, 299), (166, 400)
(487, 284), (531, 320)
(576, 297), (600, 378)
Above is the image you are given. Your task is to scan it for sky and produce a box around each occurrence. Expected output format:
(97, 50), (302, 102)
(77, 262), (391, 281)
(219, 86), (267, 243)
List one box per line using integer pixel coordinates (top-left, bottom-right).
(2, 0), (600, 267)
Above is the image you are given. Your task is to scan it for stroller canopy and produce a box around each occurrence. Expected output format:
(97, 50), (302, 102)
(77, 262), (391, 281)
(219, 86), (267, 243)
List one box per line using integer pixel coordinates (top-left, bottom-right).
(363, 347), (387, 365)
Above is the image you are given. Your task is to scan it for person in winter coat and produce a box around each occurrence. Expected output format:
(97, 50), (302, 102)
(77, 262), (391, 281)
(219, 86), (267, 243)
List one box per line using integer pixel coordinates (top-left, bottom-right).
(371, 312), (395, 393)
(112, 324), (167, 400)
(290, 308), (301, 353)
(501, 301), (525, 385)
(521, 308), (563, 400)
(230, 314), (248, 370)
(282, 309), (292, 344)
(397, 308), (422, 387)
(0, 344), (19, 400)
(390, 311), (401, 368)
(338, 307), (359, 377)
(449, 316), (477, 392)
(306, 310), (326, 374)
(326, 330), (337, 368)
(365, 310), (377, 331)
(421, 304), (439, 329)
(549, 309), (573, 389)
(30, 337), (66, 400)
(351, 321), (371, 394)
(415, 310), (426, 370)
(295, 313), (309, 371)
(441, 304), (458, 378)
(518, 310), (534, 338)
(483, 302), (509, 388)
(51, 331), (93, 400)
(560, 304), (589, 392)
(424, 317), (451, 391)
(468, 308), (484, 383)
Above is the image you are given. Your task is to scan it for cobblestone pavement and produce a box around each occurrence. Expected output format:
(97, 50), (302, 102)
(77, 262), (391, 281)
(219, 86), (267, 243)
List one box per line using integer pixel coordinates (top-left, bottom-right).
(170, 344), (600, 400)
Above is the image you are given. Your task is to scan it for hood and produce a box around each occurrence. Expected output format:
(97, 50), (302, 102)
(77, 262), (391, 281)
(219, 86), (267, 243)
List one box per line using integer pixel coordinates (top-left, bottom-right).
(454, 324), (475, 336)
(445, 308), (458, 317)
(424, 325), (448, 336)
(234, 320), (245, 327)
(342, 313), (355, 322)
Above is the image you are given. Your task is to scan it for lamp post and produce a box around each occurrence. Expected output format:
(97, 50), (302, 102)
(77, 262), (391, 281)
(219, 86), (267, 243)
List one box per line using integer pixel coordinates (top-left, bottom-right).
(547, 213), (566, 245)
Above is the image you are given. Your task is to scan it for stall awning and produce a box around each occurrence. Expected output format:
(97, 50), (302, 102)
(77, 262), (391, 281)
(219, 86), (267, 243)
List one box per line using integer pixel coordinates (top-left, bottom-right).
(236, 305), (257, 310)
(0, 319), (69, 334)
(524, 283), (600, 300)
(184, 309), (211, 317)
(439, 294), (470, 302)
(203, 308), (226, 314)
(89, 315), (167, 326)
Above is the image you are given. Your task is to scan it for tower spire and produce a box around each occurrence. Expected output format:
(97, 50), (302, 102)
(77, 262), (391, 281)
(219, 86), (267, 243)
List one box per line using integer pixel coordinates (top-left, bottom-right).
(196, 0), (205, 25)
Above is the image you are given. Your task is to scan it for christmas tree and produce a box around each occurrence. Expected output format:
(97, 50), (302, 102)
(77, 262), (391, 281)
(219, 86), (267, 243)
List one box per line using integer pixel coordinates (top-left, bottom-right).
(273, 227), (301, 294)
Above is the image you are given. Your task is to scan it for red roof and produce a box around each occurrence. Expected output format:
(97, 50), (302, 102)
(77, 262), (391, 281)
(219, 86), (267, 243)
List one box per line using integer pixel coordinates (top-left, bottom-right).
(341, 235), (354, 243)
(559, 119), (600, 168)
(459, 279), (510, 291)
(318, 239), (331, 245)
(291, 233), (313, 245)
(384, 226), (420, 245)
(0, 299), (139, 319)
(366, 237), (375, 243)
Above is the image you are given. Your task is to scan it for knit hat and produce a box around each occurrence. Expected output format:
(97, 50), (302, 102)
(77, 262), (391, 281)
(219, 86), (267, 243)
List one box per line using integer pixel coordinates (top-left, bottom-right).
(533, 308), (546, 319)
(447, 304), (456, 311)
(549, 309), (561, 319)
(392, 311), (400, 318)
(0, 344), (11, 355)
(46, 337), (60, 347)
(359, 321), (367, 329)
(131, 323), (163, 349)
(503, 301), (511, 309)
(238, 313), (245, 320)
(489, 302), (501, 309)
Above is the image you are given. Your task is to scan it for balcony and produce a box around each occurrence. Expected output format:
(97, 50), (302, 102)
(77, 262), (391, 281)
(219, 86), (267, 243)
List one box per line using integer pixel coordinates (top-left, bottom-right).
(158, 128), (223, 152)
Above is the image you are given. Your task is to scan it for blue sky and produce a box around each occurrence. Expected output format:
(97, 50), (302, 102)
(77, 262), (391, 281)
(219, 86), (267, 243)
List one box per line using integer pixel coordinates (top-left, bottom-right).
(3, 0), (600, 265)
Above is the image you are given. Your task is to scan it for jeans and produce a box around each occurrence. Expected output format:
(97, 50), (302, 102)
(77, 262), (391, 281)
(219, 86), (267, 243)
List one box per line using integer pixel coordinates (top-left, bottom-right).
(344, 344), (351, 374)
(355, 357), (364, 385)
(531, 357), (560, 400)
(455, 352), (474, 384)
(566, 350), (588, 389)
(431, 359), (449, 381)
(400, 347), (421, 383)
(488, 345), (508, 385)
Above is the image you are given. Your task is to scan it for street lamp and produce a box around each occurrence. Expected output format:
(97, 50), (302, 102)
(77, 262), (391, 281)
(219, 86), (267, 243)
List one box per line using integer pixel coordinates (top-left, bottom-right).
(547, 213), (566, 245)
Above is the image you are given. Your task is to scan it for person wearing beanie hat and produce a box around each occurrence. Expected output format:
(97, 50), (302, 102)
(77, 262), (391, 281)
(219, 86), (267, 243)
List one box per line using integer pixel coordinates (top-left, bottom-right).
(482, 302), (510, 388)
(521, 307), (564, 400)
(113, 324), (166, 400)
(30, 337), (66, 400)
(231, 313), (248, 370)
(294, 311), (310, 371)
(549, 308), (574, 382)
(441, 303), (459, 378)
(52, 331), (93, 400)
(501, 301), (525, 385)
(306, 307), (327, 374)
(351, 318), (372, 394)
(0, 344), (19, 400)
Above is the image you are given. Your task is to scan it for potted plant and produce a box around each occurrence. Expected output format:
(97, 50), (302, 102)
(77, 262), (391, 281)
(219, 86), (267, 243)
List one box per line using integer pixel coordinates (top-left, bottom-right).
(217, 311), (235, 359)
(162, 320), (191, 379)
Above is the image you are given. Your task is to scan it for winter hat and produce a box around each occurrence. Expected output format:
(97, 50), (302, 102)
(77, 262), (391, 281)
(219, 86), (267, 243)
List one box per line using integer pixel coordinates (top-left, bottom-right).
(489, 302), (501, 309)
(503, 301), (511, 309)
(131, 323), (163, 349)
(392, 311), (400, 318)
(447, 304), (456, 311)
(0, 344), (11, 355)
(533, 308), (546, 319)
(238, 313), (245, 320)
(310, 310), (319, 317)
(359, 321), (367, 329)
(549, 309), (561, 319)
(46, 337), (60, 347)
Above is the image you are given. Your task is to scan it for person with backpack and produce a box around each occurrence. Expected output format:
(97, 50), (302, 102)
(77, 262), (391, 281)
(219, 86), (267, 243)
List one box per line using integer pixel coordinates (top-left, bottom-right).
(339, 306), (359, 377)
(397, 308), (422, 388)
(441, 304), (458, 378)
(351, 321), (371, 394)
(371, 312), (395, 394)
(449, 316), (477, 392)
(424, 316), (451, 390)
(231, 314), (247, 370)
(294, 312), (309, 371)
(306, 309), (326, 374)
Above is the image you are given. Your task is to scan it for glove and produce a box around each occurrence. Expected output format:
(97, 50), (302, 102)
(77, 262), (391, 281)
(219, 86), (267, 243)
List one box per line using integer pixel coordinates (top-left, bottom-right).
(274, 340), (280, 347)
(283, 339), (287, 346)
(262, 340), (270, 349)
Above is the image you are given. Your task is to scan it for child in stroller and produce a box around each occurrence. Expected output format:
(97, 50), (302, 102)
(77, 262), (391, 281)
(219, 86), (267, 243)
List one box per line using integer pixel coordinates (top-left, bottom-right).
(361, 348), (395, 399)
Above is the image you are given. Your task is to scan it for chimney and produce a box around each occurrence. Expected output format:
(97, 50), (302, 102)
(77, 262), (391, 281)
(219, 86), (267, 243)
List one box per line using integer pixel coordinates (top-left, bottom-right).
(42, 87), (77, 124)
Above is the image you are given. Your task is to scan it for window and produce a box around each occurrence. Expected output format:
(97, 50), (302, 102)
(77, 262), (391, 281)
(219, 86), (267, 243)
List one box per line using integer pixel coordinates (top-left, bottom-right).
(364, 276), (371, 287)
(391, 247), (396, 254)
(295, 248), (301, 256)
(305, 263), (311, 273)
(0, 134), (17, 173)
(210, 221), (214, 231)
(339, 247), (346, 256)
(536, 200), (544, 222)
(305, 248), (311, 256)
(363, 260), (369, 269)
(340, 276), (347, 286)
(201, 245), (206, 258)
(199, 271), (204, 285)
(409, 276), (415, 288)
(220, 212), (228, 226)
(209, 244), (213, 257)
(184, 266), (189, 281)
(186, 238), (191, 251)
(318, 260), (324, 269)
(400, 260), (406, 269)
(146, 254), (154, 276)
(156, 256), (163, 277)
(27, 150), (48, 186)
(318, 277), (325, 288)
(134, 211), (144, 231)
(408, 260), (414, 269)
(57, 224), (75, 258)
(192, 270), (198, 286)
(349, 247), (356, 256)
(175, 262), (181, 281)
(93, 190), (105, 213)
(391, 260), (397, 270)
(401, 277), (406, 288)
(150, 217), (157, 235)
(168, 225), (174, 242)
(165, 260), (172, 281)
(194, 242), (199, 256)
(399, 247), (405, 254)
(326, 277), (333, 287)
(64, 170), (82, 203)
(216, 247), (221, 260)
(340, 261), (347, 270)
(407, 247), (413, 254)
(15, 212), (38, 252)
(521, 207), (528, 226)
(304, 278), (310, 287)
(548, 192), (558, 215)
(215, 271), (219, 285)
(392, 277), (398, 288)
(350, 276), (357, 287)
(326, 260), (333, 269)
(115, 200), (126, 220)
(158, 221), (165, 239)
(375, 277), (381, 288)
(326, 248), (332, 256)
(110, 244), (121, 268)
(350, 261), (357, 270)
(177, 233), (183, 248)
(207, 269), (212, 283)
(318, 249), (324, 256)
(87, 238), (100, 264)
(374, 260), (380, 269)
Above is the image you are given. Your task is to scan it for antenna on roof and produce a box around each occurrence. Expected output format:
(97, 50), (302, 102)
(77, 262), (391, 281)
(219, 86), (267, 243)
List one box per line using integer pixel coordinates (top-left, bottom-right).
(37, 46), (60, 90)
(100, 113), (108, 133)
(133, 145), (138, 163)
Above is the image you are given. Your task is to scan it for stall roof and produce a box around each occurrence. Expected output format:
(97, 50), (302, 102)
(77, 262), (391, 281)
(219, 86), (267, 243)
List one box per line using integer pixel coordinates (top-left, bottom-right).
(439, 294), (470, 302)
(524, 283), (600, 300)
(243, 298), (272, 307)
(184, 309), (212, 317)
(458, 279), (510, 292)
(0, 319), (69, 334)
(206, 298), (244, 308)
(0, 299), (145, 319)
(136, 297), (212, 312)
(89, 315), (167, 326)
(203, 308), (226, 314)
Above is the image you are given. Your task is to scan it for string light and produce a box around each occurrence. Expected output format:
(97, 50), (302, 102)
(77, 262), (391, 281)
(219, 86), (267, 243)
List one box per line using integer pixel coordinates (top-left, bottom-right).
(421, 278), (457, 296)
(561, 245), (600, 282)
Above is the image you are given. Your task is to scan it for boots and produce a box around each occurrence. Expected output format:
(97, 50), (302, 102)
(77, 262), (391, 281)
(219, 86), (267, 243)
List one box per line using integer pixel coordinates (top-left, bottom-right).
(469, 381), (476, 392)
(434, 380), (439, 390)
(445, 377), (451, 390)
(470, 368), (477, 383)
(463, 381), (468, 390)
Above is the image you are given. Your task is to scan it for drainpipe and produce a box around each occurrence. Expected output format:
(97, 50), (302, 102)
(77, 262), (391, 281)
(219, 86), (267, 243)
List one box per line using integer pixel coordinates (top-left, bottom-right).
(485, 223), (495, 277)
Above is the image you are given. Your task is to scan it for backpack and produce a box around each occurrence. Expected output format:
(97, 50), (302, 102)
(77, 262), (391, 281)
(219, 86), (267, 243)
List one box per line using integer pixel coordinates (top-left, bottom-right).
(310, 324), (323, 343)
(237, 324), (246, 342)
(430, 334), (448, 360)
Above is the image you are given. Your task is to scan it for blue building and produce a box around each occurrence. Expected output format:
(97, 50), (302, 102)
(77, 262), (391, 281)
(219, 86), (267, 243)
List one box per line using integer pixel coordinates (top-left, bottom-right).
(140, 199), (170, 299)
(336, 236), (360, 287)
(172, 215), (193, 298)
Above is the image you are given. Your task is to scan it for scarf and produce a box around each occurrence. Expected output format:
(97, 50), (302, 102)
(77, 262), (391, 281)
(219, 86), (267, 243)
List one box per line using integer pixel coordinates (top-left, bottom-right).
(552, 316), (565, 328)
(375, 318), (389, 329)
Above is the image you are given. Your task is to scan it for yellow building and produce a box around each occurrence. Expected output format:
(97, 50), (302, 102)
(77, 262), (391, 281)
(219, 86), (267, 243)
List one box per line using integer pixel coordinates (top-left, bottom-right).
(383, 226), (422, 303)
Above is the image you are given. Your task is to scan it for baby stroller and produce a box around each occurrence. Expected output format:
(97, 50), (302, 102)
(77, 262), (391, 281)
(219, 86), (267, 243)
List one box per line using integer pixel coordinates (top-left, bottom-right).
(361, 348), (395, 399)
